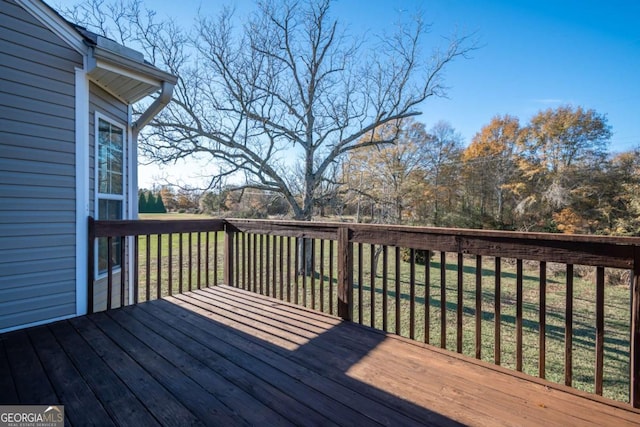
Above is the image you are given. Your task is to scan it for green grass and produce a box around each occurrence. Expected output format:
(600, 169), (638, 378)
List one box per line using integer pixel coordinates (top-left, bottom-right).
(134, 213), (224, 297)
(136, 231), (225, 299)
(132, 230), (632, 404)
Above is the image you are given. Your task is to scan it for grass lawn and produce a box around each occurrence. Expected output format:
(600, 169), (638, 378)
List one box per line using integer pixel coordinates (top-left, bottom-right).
(131, 224), (632, 404)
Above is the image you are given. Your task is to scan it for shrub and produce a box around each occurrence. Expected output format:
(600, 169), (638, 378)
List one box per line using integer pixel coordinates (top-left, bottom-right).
(400, 248), (432, 265)
(233, 209), (268, 219)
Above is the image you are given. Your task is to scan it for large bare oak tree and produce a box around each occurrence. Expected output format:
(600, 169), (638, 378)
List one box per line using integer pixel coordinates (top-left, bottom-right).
(66, 0), (474, 220)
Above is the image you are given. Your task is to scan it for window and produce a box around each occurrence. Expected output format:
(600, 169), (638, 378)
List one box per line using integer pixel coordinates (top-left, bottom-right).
(98, 119), (124, 195)
(96, 116), (125, 274)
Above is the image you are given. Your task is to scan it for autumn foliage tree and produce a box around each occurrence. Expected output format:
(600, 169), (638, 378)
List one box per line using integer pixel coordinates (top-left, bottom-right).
(515, 106), (612, 232)
(461, 115), (521, 228)
(609, 150), (640, 235)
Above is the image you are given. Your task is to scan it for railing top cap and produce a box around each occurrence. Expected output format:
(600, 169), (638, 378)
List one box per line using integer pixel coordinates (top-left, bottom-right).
(224, 218), (640, 245)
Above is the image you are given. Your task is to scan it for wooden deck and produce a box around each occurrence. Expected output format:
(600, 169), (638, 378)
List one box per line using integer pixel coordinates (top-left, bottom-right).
(1, 286), (639, 426)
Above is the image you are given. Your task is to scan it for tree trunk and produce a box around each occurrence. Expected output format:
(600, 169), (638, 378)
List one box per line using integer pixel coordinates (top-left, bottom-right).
(297, 159), (315, 276)
(497, 186), (504, 226)
(297, 238), (314, 277)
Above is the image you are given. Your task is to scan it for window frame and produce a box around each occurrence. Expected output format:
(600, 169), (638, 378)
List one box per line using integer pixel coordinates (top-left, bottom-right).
(94, 112), (127, 278)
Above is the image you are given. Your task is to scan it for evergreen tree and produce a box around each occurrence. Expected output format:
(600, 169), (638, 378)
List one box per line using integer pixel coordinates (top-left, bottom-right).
(138, 191), (149, 213)
(155, 193), (167, 213)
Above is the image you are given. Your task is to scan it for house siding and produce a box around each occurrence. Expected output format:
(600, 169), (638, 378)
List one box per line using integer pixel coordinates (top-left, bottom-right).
(0, 0), (82, 330)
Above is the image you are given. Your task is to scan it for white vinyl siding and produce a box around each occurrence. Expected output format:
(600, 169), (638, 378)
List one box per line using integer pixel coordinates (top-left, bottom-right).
(0, 0), (82, 330)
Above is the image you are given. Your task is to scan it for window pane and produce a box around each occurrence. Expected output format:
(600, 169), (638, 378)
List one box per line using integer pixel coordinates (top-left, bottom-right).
(98, 118), (124, 195)
(98, 199), (123, 273)
(98, 144), (109, 194)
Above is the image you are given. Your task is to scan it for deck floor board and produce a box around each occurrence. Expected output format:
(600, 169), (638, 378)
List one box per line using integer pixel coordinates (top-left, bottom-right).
(183, 289), (565, 425)
(0, 338), (19, 404)
(152, 295), (438, 426)
(47, 320), (160, 426)
(26, 325), (114, 427)
(68, 316), (203, 426)
(122, 303), (337, 427)
(2, 285), (640, 426)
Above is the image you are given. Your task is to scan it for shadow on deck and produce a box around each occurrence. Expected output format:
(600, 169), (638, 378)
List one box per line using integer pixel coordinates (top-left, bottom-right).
(1, 286), (639, 426)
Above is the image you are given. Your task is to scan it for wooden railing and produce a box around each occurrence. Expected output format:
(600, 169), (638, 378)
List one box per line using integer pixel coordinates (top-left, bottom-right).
(88, 217), (225, 312)
(90, 217), (640, 408)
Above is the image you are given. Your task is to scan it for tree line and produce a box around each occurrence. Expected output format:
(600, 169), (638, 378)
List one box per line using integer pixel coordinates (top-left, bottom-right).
(145, 104), (640, 237)
(337, 105), (640, 235)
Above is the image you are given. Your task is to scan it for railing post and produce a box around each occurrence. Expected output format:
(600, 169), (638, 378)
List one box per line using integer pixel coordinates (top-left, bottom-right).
(337, 227), (353, 321)
(631, 246), (640, 408)
(87, 216), (95, 314)
(224, 223), (235, 287)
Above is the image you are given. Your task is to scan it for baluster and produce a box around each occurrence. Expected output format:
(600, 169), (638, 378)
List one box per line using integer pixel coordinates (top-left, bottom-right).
(475, 255), (482, 360)
(382, 246), (388, 332)
(516, 259), (523, 372)
(107, 236), (113, 310)
(565, 264), (574, 386)
(495, 257), (502, 365)
(440, 251), (447, 349)
(395, 246), (401, 335)
(358, 242), (363, 324)
(329, 239), (334, 314)
(157, 234), (162, 299)
(457, 253), (463, 353)
(168, 233), (173, 295)
(539, 261), (547, 378)
(410, 248), (416, 340)
(595, 266), (605, 395)
(424, 251), (431, 344)
(370, 244), (376, 328)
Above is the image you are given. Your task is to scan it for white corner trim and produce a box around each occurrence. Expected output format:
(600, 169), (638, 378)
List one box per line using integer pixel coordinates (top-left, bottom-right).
(127, 105), (135, 221)
(16, 0), (88, 55)
(128, 105), (136, 305)
(75, 67), (90, 316)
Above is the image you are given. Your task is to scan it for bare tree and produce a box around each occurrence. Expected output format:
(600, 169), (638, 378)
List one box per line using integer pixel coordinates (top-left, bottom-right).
(422, 121), (463, 226)
(342, 119), (431, 224)
(64, 0), (474, 220)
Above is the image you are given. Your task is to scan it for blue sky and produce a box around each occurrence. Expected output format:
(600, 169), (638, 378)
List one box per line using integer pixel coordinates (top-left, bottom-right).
(404, 0), (640, 152)
(54, 0), (640, 186)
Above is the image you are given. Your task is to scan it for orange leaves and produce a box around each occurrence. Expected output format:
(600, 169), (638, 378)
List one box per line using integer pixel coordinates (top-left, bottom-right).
(463, 114), (521, 163)
(553, 208), (584, 234)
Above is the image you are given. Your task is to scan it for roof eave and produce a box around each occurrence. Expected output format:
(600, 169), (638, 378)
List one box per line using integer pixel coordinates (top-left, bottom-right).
(87, 46), (177, 104)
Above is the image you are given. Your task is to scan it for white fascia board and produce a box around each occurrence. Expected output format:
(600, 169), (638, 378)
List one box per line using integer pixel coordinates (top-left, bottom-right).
(91, 46), (177, 86)
(16, 0), (88, 55)
(93, 58), (161, 88)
